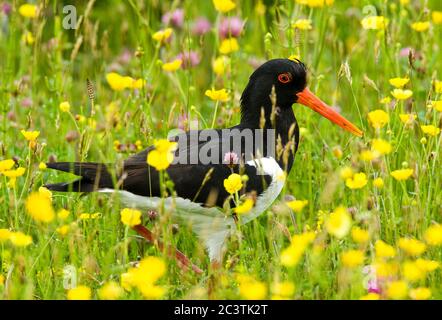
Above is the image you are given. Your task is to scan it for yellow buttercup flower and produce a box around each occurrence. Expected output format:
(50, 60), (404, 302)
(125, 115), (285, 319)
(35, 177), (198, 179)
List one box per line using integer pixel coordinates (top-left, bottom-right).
(360, 293), (380, 300)
(379, 96), (392, 104)
(79, 212), (101, 220)
(361, 16), (388, 30)
(0, 159), (14, 172)
(295, 0), (334, 8)
(411, 21), (430, 32)
(0, 229), (12, 242)
(280, 232), (315, 267)
(57, 209), (70, 220)
(326, 206), (352, 239)
(25, 192), (55, 223)
(402, 261), (425, 282)
(341, 250), (364, 268)
(430, 101), (442, 112)
(398, 238), (426, 256)
(213, 0), (236, 13)
(106, 73), (127, 91)
(346, 172), (368, 189)
(219, 38), (239, 55)
(339, 166), (354, 180)
(390, 168), (413, 181)
(420, 125), (440, 136)
(432, 11), (442, 25)
(286, 200), (308, 213)
(391, 89), (413, 100)
(224, 173), (243, 194)
(433, 80), (442, 93)
(9, 231), (33, 247)
(147, 139), (177, 171)
(424, 224), (442, 246)
(372, 139), (392, 155)
(409, 287), (431, 300)
(19, 4), (37, 18)
(162, 59), (182, 72)
(360, 150), (377, 162)
(213, 56), (230, 76)
(373, 177), (384, 189)
(351, 227), (370, 244)
(99, 281), (124, 300)
(56, 225), (70, 236)
(375, 240), (396, 258)
(205, 88), (229, 102)
(386, 280), (408, 300)
(21, 130), (40, 141)
(2, 167), (26, 188)
(272, 281), (295, 298)
(120, 208), (142, 227)
(292, 19), (312, 30)
(237, 275), (267, 300)
(399, 113), (417, 125)
(67, 285), (92, 300)
(38, 162), (47, 170)
(59, 101), (71, 113)
(152, 28), (173, 42)
(389, 77), (409, 88)
(367, 109), (389, 129)
(415, 259), (440, 272)
(234, 198), (254, 215)
(23, 31), (35, 45)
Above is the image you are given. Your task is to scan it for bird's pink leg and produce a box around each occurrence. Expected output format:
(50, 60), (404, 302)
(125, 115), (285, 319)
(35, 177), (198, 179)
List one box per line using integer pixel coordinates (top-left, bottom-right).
(132, 224), (204, 275)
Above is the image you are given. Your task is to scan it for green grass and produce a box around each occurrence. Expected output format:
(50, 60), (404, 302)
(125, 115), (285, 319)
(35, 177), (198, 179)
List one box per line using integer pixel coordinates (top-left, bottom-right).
(0, 0), (441, 300)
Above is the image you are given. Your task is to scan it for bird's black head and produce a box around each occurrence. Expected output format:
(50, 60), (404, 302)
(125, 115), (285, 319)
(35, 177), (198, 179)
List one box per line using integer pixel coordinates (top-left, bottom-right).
(240, 58), (363, 137)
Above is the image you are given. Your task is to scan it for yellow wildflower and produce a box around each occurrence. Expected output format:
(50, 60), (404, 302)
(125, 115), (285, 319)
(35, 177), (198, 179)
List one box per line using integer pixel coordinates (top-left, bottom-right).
(432, 11), (442, 25)
(2, 167), (26, 188)
(390, 168), (413, 181)
(21, 130), (40, 141)
(402, 261), (425, 282)
(213, 0), (236, 13)
(38, 186), (52, 201)
(373, 177), (384, 189)
(420, 125), (440, 136)
(374, 261), (399, 277)
(19, 4), (37, 18)
(386, 280), (408, 300)
(372, 139), (392, 155)
(292, 19), (312, 30)
(380, 96), (392, 104)
(9, 231), (32, 247)
(146, 139), (177, 171)
(399, 113), (417, 125)
(375, 240), (396, 259)
(120, 208), (142, 227)
(0, 229), (11, 242)
(25, 192), (55, 223)
(415, 259), (439, 272)
(367, 110), (389, 129)
(360, 293), (380, 300)
(224, 173), (243, 194)
(237, 275), (267, 300)
(280, 232), (315, 267)
(205, 88), (229, 102)
(360, 150), (377, 162)
(56, 225), (70, 236)
(57, 209), (70, 220)
(346, 172), (368, 189)
(361, 16), (388, 30)
(79, 212), (101, 220)
(398, 238), (426, 257)
(434, 80), (442, 93)
(0, 159), (14, 172)
(152, 28), (173, 42)
(389, 77), (409, 88)
(409, 287), (431, 300)
(106, 73), (128, 91)
(59, 101), (71, 113)
(295, 0), (334, 8)
(38, 162), (47, 170)
(272, 281), (295, 298)
(424, 224), (442, 246)
(351, 227), (370, 244)
(219, 38), (239, 55)
(411, 21), (430, 32)
(326, 206), (352, 239)
(99, 281), (124, 300)
(286, 200), (308, 213)
(213, 56), (230, 76)
(23, 31), (35, 45)
(162, 59), (182, 72)
(67, 285), (92, 300)
(430, 101), (442, 112)
(339, 166), (354, 180)
(341, 250), (365, 268)
(234, 198), (254, 215)
(391, 89), (413, 100)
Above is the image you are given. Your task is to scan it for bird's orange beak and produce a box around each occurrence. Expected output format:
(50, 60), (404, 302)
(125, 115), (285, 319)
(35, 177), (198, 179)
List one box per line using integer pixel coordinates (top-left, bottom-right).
(296, 87), (363, 137)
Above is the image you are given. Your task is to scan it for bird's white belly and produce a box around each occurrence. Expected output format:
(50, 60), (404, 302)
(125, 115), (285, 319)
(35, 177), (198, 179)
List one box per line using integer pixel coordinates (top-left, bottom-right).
(100, 157), (285, 261)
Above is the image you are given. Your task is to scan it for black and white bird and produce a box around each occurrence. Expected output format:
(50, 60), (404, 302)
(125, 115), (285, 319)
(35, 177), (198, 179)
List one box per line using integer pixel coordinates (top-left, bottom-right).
(45, 59), (362, 264)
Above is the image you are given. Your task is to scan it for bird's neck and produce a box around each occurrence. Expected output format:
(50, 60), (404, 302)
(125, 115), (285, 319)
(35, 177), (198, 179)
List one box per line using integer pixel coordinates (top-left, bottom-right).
(240, 101), (299, 173)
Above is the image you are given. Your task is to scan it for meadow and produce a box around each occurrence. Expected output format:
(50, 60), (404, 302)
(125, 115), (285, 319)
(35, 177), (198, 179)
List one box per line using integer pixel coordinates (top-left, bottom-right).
(0, 0), (441, 300)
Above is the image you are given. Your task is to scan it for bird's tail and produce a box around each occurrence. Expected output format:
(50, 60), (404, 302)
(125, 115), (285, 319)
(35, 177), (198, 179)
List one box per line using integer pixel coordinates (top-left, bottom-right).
(45, 162), (115, 192)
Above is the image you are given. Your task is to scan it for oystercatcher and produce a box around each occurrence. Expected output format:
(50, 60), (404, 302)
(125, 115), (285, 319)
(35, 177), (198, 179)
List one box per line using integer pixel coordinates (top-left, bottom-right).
(45, 59), (362, 266)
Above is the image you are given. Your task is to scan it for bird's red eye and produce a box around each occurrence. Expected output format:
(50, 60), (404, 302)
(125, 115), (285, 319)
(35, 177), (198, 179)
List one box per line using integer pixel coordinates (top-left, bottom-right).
(278, 73), (291, 84)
